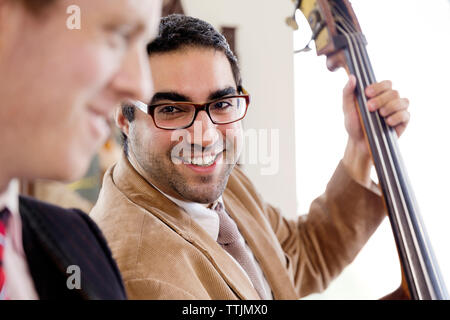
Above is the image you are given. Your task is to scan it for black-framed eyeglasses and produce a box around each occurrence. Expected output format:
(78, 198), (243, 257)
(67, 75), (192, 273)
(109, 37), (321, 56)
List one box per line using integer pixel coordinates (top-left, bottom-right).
(130, 88), (251, 130)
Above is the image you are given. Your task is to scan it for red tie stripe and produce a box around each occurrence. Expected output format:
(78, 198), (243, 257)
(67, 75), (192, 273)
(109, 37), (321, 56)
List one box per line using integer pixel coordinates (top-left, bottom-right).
(0, 208), (11, 300)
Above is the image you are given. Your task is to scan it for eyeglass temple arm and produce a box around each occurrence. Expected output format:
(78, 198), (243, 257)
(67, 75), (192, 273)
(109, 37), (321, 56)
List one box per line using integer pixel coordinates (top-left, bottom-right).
(238, 86), (249, 95)
(131, 100), (149, 113)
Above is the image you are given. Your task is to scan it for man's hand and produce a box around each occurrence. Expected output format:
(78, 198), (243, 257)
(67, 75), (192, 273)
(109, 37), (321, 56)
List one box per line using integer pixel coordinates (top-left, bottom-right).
(342, 75), (410, 187)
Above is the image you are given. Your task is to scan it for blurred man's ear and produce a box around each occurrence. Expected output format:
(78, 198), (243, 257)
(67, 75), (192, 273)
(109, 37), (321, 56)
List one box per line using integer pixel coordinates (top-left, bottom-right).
(115, 106), (130, 136)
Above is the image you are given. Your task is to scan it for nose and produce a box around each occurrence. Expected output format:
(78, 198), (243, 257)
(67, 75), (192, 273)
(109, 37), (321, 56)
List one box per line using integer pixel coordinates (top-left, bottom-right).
(188, 110), (219, 148)
(111, 44), (153, 105)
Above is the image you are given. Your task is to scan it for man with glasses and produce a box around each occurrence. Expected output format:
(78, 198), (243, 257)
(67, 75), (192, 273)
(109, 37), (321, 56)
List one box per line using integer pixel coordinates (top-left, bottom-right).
(90, 14), (410, 299)
(0, 0), (161, 299)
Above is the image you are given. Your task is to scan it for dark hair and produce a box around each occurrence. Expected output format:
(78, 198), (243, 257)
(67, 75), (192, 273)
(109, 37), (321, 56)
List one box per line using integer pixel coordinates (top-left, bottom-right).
(147, 14), (241, 87)
(121, 14), (242, 153)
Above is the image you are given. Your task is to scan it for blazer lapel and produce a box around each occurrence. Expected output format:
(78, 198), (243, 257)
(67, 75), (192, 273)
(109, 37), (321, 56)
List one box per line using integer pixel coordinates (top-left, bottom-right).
(20, 198), (92, 299)
(223, 190), (298, 300)
(113, 156), (260, 300)
(20, 196), (127, 300)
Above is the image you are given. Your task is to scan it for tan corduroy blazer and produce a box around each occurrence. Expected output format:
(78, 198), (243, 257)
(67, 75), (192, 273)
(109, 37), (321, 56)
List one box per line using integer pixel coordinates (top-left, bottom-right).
(90, 155), (385, 300)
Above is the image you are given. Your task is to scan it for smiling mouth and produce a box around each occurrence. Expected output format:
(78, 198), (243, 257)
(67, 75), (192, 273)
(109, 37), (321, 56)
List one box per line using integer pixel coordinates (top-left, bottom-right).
(175, 153), (222, 167)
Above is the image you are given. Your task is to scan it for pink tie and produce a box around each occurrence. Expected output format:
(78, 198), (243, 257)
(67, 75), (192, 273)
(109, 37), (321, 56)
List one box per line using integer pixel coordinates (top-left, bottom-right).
(0, 208), (11, 300)
(215, 202), (267, 299)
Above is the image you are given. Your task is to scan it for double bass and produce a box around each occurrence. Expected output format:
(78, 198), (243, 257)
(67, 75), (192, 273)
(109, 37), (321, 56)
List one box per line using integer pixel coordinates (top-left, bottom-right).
(286, 0), (448, 300)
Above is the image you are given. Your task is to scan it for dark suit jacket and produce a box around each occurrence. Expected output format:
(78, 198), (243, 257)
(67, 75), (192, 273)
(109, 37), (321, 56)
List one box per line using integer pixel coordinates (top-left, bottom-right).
(19, 196), (126, 300)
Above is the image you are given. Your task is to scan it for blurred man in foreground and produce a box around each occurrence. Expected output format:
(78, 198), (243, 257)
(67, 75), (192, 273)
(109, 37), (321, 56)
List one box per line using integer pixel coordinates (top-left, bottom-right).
(0, 0), (161, 299)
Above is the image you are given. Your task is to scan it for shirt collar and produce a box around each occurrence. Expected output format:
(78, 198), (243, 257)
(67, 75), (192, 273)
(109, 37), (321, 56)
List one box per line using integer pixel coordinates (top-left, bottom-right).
(0, 179), (19, 216)
(149, 182), (223, 241)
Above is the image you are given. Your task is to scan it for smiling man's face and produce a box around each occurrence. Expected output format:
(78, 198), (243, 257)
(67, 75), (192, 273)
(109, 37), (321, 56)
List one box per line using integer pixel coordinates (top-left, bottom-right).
(0, 0), (161, 184)
(118, 47), (244, 204)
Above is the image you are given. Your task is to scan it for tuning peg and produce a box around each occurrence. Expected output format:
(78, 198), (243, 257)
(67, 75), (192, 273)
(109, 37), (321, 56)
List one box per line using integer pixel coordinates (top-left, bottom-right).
(286, 16), (299, 30)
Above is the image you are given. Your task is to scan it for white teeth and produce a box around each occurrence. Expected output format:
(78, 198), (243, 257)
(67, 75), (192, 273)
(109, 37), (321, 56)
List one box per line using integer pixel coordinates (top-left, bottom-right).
(183, 155), (216, 166)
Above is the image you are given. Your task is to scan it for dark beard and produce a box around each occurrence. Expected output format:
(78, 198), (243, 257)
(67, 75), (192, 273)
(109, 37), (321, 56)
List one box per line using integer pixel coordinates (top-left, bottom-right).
(139, 148), (236, 204)
(170, 162), (235, 203)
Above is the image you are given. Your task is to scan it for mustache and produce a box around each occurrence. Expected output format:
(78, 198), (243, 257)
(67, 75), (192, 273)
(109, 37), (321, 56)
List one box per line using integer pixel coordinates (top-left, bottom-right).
(171, 143), (225, 158)
(168, 128), (242, 164)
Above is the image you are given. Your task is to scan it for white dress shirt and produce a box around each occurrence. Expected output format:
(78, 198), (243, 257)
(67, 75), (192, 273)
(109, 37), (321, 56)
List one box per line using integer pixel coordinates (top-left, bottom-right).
(154, 186), (273, 299)
(0, 179), (38, 300)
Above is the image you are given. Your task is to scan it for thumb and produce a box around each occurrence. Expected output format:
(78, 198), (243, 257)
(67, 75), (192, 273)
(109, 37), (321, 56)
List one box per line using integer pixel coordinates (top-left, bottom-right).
(343, 74), (357, 108)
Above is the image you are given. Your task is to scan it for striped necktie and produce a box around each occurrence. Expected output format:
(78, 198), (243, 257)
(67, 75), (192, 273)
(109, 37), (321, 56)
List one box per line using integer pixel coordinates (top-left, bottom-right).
(0, 207), (11, 300)
(214, 202), (268, 299)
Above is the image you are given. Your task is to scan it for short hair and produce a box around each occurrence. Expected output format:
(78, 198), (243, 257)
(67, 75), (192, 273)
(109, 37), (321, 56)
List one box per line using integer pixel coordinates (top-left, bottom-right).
(121, 14), (242, 153)
(147, 14), (241, 88)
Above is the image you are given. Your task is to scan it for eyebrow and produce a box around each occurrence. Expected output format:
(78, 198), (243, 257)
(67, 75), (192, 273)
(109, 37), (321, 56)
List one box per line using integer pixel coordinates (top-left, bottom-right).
(150, 86), (237, 105)
(208, 87), (237, 100)
(150, 92), (189, 105)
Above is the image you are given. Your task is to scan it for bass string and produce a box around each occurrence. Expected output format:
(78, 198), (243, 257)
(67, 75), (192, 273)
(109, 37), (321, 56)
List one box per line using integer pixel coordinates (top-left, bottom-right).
(356, 32), (447, 297)
(349, 17), (445, 298)
(334, 7), (410, 240)
(331, 2), (356, 33)
(352, 31), (434, 298)
(335, 17), (425, 296)
(334, 7), (440, 298)
(334, 12), (398, 204)
(334, 8), (428, 259)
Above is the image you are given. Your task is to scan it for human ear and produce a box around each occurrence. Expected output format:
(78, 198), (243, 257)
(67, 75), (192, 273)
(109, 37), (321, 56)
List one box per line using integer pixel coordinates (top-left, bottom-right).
(115, 106), (130, 137)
